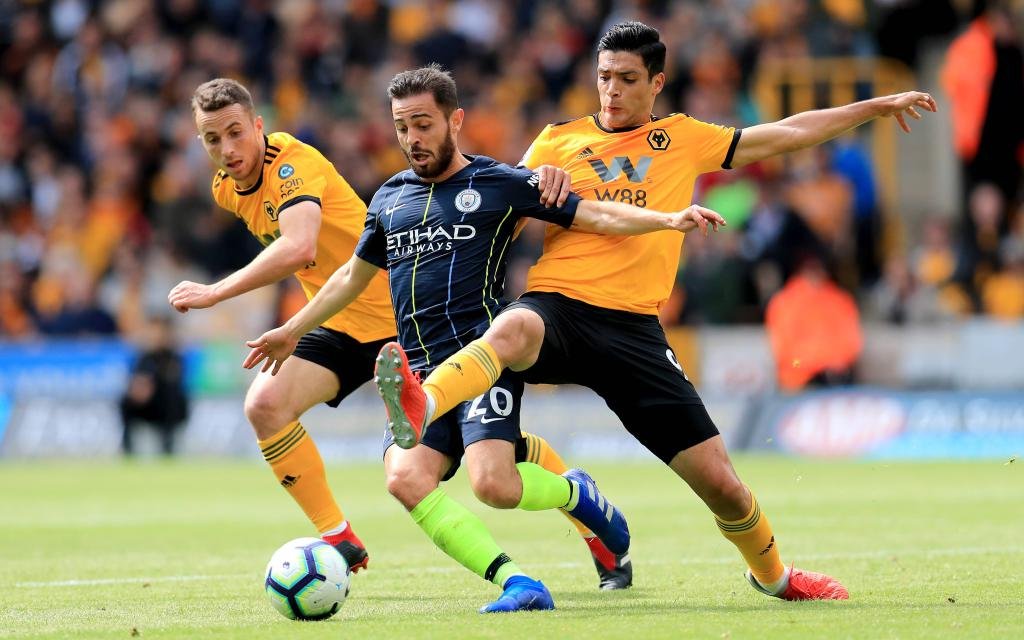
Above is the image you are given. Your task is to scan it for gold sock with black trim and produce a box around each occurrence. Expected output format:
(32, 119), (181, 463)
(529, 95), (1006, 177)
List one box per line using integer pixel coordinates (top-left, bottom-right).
(522, 432), (594, 538)
(715, 489), (785, 586)
(258, 421), (344, 533)
(422, 339), (502, 423)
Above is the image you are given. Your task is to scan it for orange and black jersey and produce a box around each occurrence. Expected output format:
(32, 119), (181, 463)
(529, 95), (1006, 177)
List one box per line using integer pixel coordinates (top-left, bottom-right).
(521, 113), (739, 315)
(211, 131), (395, 342)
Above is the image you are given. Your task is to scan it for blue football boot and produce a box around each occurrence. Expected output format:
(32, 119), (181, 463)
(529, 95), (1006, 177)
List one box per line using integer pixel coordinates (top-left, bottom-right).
(478, 576), (555, 613)
(562, 468), (630, 555)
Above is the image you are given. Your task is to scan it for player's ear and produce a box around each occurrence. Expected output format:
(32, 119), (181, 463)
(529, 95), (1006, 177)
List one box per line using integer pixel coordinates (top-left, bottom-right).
(253, 114), (264, 135)
(652, 72), (666, 96)
(449, 107), (465, 135)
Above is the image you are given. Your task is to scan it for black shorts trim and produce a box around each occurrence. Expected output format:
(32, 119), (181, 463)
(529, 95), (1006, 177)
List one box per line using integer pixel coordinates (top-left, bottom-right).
(293, 327), (394, 407)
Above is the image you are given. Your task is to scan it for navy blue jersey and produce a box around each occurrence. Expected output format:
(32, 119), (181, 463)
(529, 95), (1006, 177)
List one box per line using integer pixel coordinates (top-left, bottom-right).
(356, 155), (580, 370)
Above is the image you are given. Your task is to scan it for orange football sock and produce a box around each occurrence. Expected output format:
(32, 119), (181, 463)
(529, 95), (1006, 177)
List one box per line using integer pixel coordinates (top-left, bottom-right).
(715, 488), (785, 587)
(258, 421), (344, 533)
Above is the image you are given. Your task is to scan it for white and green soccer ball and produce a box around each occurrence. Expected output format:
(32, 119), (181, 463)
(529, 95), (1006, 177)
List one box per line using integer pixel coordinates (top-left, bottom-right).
(264, 537), (350, 620)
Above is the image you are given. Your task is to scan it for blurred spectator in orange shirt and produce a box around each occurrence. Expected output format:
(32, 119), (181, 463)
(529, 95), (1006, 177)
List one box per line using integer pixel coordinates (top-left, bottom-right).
(942, 4), (1024, 221)
(766, 254), (862, 391)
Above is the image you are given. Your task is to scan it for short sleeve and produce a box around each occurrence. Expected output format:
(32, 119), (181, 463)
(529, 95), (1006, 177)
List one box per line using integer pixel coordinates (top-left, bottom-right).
(503, 165), (579, 229)
(519, 125), (555, 169)
(681, 117), (741, 174)
(354, 197), (388, 269)
(270, 150), (328, 214)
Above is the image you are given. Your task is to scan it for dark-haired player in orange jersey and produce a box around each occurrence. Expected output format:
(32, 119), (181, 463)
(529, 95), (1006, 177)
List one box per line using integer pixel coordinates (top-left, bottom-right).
(375, 21), (937, 601)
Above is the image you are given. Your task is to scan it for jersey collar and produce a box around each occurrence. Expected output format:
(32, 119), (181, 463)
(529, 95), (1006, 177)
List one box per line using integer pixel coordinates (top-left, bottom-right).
(234, 134), (272, 196)
(591, 113), (661, 133)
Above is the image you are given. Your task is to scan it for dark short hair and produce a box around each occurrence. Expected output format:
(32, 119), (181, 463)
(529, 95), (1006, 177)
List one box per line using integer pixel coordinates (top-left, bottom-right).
(387, 64), (459, 116)
(597, 21), (666, 79)
(191, 78), (254, 116)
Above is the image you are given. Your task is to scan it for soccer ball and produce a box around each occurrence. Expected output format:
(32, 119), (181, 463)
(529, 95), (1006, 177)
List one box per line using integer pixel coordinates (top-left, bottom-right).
(264, 537), (350, 620)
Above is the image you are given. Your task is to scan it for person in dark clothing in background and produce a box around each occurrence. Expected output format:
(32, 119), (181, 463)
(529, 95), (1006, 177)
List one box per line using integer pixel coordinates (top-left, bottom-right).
(120, 316), (189, 456)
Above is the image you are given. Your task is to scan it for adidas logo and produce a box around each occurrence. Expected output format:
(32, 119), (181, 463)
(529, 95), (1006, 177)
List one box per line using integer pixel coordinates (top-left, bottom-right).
(759, 535), (775, 555)
(280, 474), (300, 488)
(445, 362), (463, 374)
(576, 146), (594, 160)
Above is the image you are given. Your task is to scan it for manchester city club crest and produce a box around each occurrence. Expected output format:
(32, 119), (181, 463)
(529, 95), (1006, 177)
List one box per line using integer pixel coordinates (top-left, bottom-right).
(277, 164), (295, 179)
(454, 188), (482, 213)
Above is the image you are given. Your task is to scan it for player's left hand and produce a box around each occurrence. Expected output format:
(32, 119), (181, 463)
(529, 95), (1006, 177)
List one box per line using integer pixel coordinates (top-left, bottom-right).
(534, 165), (573, 208)
(667, 205), (727, 236)
(168, 280), (220, 313)
(878, 91), (937, 133)
(243, 326), (299, 375)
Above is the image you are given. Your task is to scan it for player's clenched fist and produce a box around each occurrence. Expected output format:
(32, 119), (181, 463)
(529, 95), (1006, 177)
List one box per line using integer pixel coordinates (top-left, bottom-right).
(666, 205), (727, 236)
(168, 280), (220, 313)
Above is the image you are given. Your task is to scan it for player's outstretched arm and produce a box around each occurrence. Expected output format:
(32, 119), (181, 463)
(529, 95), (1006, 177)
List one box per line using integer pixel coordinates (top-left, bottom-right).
(730, 91), (938, 169)
(242, 255), (381, 375)
(168, 201), (322, 313)
(572, 200), (727, 237)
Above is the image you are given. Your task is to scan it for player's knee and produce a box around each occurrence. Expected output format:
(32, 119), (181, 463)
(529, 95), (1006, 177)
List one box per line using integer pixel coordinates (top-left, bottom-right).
(486, 311), (542, 366)
(243, 389), (291, 437)
(470, 474), (519, 509)
(385, 464), (434, 511)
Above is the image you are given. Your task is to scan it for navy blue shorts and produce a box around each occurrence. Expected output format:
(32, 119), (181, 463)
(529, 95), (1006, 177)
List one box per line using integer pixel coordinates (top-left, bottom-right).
(382, 368), (523, 481)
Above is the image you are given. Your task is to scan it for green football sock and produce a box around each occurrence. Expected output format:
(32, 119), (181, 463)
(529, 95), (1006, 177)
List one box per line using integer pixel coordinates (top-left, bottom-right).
(515, 462), (571, 511)
(410, 488), (523, 587)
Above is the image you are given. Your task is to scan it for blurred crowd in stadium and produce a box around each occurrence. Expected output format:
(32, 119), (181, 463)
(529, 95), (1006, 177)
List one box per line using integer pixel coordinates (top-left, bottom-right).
(0, 0), (1022, 344)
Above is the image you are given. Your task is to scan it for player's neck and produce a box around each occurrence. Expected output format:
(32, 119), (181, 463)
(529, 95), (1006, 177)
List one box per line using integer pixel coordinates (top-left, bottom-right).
(422, 152), (471, 184)
(235, 135), (267, 190)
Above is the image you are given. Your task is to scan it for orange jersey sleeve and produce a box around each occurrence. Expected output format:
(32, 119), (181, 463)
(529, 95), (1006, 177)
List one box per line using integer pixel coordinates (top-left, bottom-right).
(211, 132), (395, 341)
(521, 114), (738, 314)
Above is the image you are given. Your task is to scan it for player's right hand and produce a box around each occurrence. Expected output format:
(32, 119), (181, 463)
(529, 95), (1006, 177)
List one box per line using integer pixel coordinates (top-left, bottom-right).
(168, 280), (220, 313)
(243, 326), (299, 376)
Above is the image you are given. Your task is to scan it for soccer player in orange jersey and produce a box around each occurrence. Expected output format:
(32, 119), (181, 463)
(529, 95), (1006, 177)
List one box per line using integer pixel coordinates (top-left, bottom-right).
(375, 22), (937, 601)
(168, 79), (398, 571)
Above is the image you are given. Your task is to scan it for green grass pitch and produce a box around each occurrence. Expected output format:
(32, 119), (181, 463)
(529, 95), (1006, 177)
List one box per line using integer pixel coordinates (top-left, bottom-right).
(1, 457), (1020, 639)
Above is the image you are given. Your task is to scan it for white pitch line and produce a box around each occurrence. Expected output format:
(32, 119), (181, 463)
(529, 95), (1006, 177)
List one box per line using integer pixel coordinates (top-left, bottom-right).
(16, 546), (1024, 587)
(15, 574), (243, 588)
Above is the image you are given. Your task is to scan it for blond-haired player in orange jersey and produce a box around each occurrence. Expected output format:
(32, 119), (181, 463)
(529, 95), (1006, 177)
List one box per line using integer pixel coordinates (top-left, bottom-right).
(168, 78), (398, 572)
(374, 22), (937, 601)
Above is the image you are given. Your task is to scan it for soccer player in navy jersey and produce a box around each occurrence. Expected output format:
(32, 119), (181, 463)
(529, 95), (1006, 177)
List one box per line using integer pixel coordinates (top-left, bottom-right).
(243, 65), (725, 613)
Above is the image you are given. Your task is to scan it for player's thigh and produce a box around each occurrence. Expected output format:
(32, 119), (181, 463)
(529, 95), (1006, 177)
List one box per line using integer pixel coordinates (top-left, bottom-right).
(458, 370), (524, 507)
(244, 357), (340, 437)
(589, 319), (721, 463)
(383, 442), (452, 510)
